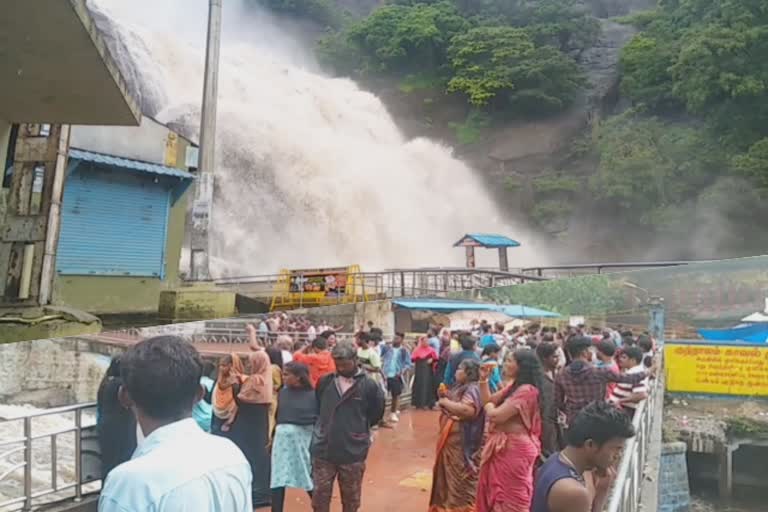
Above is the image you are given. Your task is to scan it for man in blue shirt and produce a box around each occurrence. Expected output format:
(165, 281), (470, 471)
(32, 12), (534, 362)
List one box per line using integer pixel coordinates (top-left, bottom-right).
(99, 336), (252, 512)
(381, 332), (412, 423)
(444, 333), (481, 387)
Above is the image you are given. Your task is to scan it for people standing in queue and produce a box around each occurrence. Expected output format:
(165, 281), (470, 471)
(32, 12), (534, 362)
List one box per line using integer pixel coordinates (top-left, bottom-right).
(270, 362), (317, 512)
(98, 336), (252, 512)
(231, 348), (273, 508)
(411, 335), (438, 410)
(429, 359), (484, 512)
(476, 350), (545, 512)
(311, 341), (385, 512)
(555, 336), (649, 433)
(381, 332), (411, 423)
(531, 401), (635, 512)
(211, 353), (244, 435)
(96, 356), (137, 479)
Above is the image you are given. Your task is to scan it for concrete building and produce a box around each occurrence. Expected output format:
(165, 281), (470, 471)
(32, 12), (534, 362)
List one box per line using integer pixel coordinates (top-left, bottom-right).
(0, 0), (142, 341)
(53, 119), (197, 315)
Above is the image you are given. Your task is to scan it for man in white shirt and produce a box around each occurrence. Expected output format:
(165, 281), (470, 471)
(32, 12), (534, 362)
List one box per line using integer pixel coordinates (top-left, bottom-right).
(609, 346), (649, 418)
(99, 336), (252, 512)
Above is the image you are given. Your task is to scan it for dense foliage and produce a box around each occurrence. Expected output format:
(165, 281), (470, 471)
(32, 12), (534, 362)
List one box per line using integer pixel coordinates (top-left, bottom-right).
(315, 0), (596, 118)
(612, 0), (768, 197)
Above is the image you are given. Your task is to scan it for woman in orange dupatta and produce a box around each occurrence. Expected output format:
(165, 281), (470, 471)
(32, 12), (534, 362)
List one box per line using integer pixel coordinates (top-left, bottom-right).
(231, 349), (273, 507)
(429, 359), (484, 512)
(211, 353), (245, 435)
(476, 349), (545, 512)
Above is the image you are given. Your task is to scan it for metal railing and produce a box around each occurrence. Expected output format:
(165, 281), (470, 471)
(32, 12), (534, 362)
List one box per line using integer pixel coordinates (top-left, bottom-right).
(605, 356), (663, 512)
(0, 402), (100, 511)
(214, 267), (547, 310)
(520, 260), (708, 278)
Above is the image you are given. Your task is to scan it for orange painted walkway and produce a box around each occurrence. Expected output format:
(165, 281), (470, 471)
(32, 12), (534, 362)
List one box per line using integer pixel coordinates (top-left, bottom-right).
(267, 409), (439, 512)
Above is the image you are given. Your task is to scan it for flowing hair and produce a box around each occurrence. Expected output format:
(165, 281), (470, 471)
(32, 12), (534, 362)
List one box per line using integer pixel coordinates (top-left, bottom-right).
(284, 361), (312, 390)
(508, 349), (547, 417)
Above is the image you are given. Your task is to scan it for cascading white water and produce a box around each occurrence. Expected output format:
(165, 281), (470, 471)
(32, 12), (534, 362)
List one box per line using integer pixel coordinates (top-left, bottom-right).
(87, 0), (544, 276)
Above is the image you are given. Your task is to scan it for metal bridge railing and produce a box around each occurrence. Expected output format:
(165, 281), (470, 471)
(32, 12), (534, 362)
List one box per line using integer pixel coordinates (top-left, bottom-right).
(0, 403), (100, 511)
(605, 355), (663, 512)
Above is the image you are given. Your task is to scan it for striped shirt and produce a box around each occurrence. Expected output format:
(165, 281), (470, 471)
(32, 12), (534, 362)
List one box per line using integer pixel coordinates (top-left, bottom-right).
(609, 364), (648, 409)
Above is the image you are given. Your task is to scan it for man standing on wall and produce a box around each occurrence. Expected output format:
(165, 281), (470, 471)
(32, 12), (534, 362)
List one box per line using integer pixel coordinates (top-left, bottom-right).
(311, 341), (385, 512)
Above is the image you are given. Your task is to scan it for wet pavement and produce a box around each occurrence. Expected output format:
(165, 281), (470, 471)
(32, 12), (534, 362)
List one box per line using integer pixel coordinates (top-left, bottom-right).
(267, 409), (439, 512)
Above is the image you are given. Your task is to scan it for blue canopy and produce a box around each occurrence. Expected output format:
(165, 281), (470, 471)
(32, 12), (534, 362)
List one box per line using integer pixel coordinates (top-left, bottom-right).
(392, 298), (560, 318)
(453, 233), (521, 249)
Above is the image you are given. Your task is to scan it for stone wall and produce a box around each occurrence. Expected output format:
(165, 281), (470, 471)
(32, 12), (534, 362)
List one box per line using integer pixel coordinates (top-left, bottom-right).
(658, 442), (692, 512)
(0, 338), (109, 407)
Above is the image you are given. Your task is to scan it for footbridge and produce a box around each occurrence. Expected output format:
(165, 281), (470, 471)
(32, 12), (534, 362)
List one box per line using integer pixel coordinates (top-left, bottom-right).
(214, 260), (699, 311)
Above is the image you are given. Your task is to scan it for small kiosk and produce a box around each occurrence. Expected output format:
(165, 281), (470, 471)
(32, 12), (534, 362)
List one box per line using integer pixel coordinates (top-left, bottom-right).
(453, 233), (521, 271)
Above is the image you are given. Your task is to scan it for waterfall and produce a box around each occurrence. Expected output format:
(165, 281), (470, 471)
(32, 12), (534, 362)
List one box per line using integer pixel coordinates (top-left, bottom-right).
(87, 0), (543, 276)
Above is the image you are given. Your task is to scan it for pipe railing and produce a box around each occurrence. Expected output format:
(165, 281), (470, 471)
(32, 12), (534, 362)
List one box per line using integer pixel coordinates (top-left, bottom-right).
(605, 355), (663, 512)
(0, 402), (99, 511)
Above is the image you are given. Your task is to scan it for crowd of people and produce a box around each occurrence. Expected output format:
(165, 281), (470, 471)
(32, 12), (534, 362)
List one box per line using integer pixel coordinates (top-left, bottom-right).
(94, 316), (657, 512)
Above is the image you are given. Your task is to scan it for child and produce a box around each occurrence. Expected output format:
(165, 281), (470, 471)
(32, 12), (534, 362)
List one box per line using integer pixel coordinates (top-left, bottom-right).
(481, 343), (502, 392)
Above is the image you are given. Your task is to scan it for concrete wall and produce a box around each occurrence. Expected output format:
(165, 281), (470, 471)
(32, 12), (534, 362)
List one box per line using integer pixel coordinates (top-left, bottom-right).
(0, 338), (109, 406)
(658, 442), (692, 512)
(298, 299), (395, 334)
(70, 117), (193, 168)
(52, 187), (189, 314)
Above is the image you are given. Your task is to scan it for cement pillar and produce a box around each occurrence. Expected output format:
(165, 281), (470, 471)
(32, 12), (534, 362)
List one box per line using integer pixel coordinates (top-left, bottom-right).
(498, 247), (509, 271)
(465, 246), (475, 268)
(718, 445), (733, 499)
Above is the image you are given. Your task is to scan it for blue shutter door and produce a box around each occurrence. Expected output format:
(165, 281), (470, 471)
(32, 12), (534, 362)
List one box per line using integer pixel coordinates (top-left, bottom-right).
(56, 167), (170, 277)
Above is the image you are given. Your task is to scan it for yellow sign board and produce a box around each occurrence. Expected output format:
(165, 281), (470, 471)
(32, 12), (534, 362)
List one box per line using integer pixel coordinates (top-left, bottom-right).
(665, 343), (768, 397)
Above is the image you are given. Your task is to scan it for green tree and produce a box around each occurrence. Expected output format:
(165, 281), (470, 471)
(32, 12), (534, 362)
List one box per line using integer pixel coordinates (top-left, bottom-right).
(619, 34), (677, 108)
(733, 138), (768, 191)
(447, 26), (583, 113)
(251, 0), (343, 28)
(346, 1), (468, 72)
(592, 115), (724, 225)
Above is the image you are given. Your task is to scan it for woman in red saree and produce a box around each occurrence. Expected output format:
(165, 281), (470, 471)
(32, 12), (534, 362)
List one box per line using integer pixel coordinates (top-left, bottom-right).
(429, 359), (484, 512)
(476, 349), (545, 512)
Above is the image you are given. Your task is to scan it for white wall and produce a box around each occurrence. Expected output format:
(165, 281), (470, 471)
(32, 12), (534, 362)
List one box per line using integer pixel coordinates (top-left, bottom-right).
(70, 116), (182, 165)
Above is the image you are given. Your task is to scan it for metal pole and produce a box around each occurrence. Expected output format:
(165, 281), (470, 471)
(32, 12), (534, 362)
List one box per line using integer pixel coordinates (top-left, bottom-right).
(74, 409), (82, 501)
(189, 0), (223, 281)
(23, 417), (31, 511)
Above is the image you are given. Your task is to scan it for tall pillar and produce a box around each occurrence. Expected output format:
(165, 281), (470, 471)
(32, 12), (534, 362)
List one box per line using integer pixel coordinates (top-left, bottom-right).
(465, 246), (475, 268)
(498, 247), (509, 271)
(648, 297), (666, 346)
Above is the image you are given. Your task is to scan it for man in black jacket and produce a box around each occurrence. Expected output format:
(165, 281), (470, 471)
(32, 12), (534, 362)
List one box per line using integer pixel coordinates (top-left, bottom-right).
(311, 341), (385, 512)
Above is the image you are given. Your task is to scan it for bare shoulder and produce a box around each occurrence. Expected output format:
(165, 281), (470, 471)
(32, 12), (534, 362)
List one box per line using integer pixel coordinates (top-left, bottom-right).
(548, 478), (591, 512)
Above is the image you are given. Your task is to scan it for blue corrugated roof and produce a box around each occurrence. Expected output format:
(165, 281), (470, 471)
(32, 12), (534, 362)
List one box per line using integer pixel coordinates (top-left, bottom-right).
(392, 298), (559, 318)
(453, 233), (521, 248)
(69, 148), (195, 180)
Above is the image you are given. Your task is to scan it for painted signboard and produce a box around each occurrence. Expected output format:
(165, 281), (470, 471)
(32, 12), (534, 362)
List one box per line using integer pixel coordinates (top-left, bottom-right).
(665, 342), (768, 397)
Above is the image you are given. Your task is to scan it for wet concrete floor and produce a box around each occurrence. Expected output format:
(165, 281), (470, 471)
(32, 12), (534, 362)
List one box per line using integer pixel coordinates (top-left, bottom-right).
(264, 409), (439, 512)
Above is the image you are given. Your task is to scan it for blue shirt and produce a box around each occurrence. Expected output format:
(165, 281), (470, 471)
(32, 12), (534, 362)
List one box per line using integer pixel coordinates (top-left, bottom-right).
(479, 334), (496, 348)
(99, 418), (252, 512)
(428, 336), (441, 354)
(383, 346), (409, 378)
(192, 376), (214, 432)
(482, 356), (502, 392)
